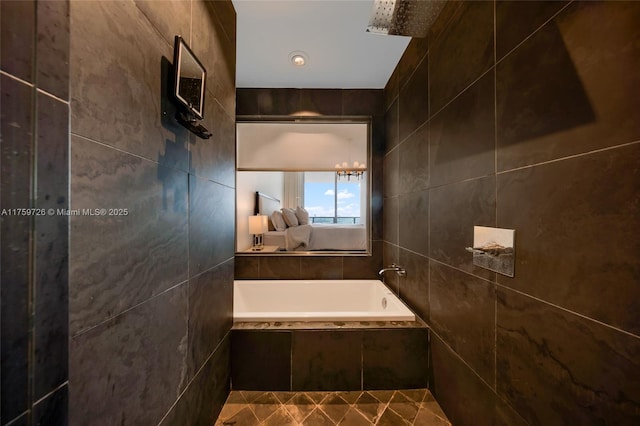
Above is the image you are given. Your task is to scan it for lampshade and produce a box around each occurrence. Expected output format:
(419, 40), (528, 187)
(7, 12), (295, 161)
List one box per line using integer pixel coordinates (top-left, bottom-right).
(248, 215), (268, 234)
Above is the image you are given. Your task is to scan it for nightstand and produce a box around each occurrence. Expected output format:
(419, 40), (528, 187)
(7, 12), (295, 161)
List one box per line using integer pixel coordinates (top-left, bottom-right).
(243, 245), (281, 253)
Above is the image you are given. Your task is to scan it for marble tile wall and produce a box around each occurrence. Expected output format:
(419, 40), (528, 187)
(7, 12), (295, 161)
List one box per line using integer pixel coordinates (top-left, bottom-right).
(68, 1), (236, 425)
(383, 1), (640, 424)
(234, 89), (384, 280)
(1, 1), (70, 424)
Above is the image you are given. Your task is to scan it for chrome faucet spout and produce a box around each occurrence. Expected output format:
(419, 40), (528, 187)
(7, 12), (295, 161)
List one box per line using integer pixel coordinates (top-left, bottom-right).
(378, 263), (406, 277)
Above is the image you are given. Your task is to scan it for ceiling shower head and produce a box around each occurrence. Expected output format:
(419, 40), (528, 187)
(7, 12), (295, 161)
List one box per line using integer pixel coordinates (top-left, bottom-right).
(366, 0), (447, 38)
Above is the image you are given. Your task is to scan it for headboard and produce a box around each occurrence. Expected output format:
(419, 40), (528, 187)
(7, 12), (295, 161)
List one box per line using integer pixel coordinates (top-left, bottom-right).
(254, 192), (281, 230)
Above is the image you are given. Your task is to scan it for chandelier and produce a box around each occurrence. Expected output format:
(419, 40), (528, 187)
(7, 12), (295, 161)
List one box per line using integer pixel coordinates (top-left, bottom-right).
(335, 161), (366, 180)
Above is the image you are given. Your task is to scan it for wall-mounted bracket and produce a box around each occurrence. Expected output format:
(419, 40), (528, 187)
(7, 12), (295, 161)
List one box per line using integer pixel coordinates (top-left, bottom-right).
(467, 226), (515, 277)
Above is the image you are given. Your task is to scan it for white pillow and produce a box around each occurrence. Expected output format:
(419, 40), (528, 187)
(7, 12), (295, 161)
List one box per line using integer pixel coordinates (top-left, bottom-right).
(295, 206), (309, 225)
(271, 211), (287, 231)
(281, 208), (299, 227)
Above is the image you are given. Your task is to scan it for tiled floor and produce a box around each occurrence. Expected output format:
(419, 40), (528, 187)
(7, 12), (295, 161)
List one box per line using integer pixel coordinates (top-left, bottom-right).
(215, 389), (451, 425)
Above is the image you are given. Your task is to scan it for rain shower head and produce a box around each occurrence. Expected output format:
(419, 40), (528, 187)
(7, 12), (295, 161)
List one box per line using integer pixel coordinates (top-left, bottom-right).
(366, 0), (447, 38)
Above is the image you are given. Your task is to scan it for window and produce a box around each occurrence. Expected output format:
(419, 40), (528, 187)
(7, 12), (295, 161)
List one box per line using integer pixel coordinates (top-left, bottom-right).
(303, 172), (364, 224)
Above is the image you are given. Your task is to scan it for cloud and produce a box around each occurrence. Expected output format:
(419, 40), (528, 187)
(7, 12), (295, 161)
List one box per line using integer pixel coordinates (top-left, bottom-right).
(324, 189), (335, 196)
(337, 189), (354, 200)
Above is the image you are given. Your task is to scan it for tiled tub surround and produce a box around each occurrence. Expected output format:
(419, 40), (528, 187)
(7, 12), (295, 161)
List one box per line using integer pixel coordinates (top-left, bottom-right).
(234, 280), (415, 322)
(231, 321), (429, 393)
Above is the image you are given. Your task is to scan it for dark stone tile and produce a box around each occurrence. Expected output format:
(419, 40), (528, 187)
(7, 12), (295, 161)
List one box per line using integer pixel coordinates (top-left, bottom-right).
(339, 407), (372, 425)
(69, 285), (189, 425)
(384, 66), (399, 113)
(0, 76), (33, 424)
(189, 260), (233, 378)
(259, 256), (300, 279)
(496, 1), (640, 171)
(387, 392), (419, 423)
(429, 0), (494, 113)
(1, 0), (35, 82)
(319, 394), (350, 424)
(383, 147), (399, 198)
(362, 329), (428, 390)
(429, 176), (496, 280)
(216, 407), (260, 425)
(33, 384), (68, 426)
(292, 330), (362, 391)
(6, 413), (28, 426)
(382, 242), (399, 294)
(34, 93), (69, 400)
(398, 37), (429, 89)
(497, 288), (640, 425)
(385, 99), (399, 152)
(70, 137), (188, 334)
(190, 96), (236, 188)
(430, 261), (495, 385)
(262, 406), (298, 426)
(342, 90), (383, 116)
(375, 407), (406, 426)
(429, 71), (495, 187)
(160, 336), (230, 426)
(192, 0), (235, 117)
(343, 241), (382, 280)
(430, 334), (527, 426)
(398, 54), (429, 142)
(283, 393), (316, 423)
(299, 89), (343, 116)
(134, 0), (191, 47)
(398, 249), (429, 322)
(189, 175), (235, 277)
(495, 0), (567, 60)
(256, 88), (300, 116)
(70, 0), (189, 170)
(398, 122), (428, 194)
(383, 197), (398, 245)
(300, 257), (343, 280)
(234, 256), (260, 279)
(231, 331), (291, 391)
(236, 88), (260, 115)
(36, 0), (70, 100)
(398, 190), (428, 256)
(496, 143), (640, 334)
(353, 392), (385, 423)
(209, 0), (236, 44)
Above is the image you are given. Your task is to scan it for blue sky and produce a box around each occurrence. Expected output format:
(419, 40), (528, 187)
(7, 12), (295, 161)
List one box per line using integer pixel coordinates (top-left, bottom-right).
(304, 180), (361, 218)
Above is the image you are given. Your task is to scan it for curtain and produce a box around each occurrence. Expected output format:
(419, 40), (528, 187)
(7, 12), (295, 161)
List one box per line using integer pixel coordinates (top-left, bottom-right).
(283, 172), (304, 208)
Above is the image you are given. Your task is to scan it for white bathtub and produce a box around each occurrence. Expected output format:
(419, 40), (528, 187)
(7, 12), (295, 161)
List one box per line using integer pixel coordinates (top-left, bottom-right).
(234, 279), (415, 322)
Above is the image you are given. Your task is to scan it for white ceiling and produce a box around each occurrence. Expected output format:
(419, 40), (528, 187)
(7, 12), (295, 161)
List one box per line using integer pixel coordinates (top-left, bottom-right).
(232, 0), (411, 89)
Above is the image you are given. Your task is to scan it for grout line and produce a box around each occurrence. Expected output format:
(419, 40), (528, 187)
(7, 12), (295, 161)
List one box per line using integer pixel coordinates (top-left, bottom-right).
(33, 381), (68, 406)
(71, 278), (189, 339)
(493, 0), (499, 392)
(0, 70), (34, 87)
(36, 88), (69, 105)
(4, 412), (29, 426)
(495, 284), (640, 341)
(496, 139), (640, 175)
(495, 0), (574, 67)
(157, 330), (232, 425)
(429, 258), (497, 286)
(429, 64), (494, 122)
(70, 132), (236, 191)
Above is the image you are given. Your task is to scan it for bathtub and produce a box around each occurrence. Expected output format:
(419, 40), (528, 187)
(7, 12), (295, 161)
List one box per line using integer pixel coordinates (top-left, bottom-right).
(234, 279), (415, 322)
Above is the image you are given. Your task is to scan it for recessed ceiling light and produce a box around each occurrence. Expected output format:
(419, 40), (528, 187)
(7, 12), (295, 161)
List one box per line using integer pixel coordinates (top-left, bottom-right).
(289, 51), (308, 67)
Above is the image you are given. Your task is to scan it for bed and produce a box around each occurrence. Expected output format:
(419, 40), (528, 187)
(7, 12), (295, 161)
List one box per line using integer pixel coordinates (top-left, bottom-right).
(255, 192), (367, 251)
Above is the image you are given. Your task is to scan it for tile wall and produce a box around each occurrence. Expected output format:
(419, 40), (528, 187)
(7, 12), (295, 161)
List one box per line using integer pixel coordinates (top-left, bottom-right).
(383, 1), (640, 425)
(67, 0), (237, 425)
(1, 1), (70, 424)
(235, 89), (385, 280)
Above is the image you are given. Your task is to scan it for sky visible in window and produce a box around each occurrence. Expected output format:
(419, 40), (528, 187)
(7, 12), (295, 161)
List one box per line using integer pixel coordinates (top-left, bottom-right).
(304, 179), (361, 219)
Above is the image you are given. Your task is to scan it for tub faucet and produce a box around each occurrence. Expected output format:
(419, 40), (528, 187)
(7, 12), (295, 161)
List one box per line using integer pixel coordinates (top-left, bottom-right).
(378, 263), (406, 278)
